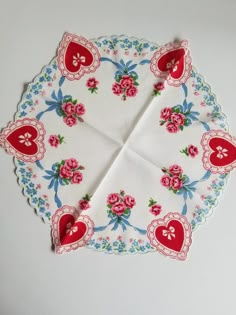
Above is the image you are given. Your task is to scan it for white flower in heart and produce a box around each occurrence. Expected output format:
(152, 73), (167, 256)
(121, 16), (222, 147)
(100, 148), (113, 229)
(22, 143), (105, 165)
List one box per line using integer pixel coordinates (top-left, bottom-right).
(162, 226), (175, 240)
(72, 53), (86, 66)
(18, 132), (32, 146)
(216, 146), (228, 159)
(166, 59), (179, 72)
(66, 222), (78, 236)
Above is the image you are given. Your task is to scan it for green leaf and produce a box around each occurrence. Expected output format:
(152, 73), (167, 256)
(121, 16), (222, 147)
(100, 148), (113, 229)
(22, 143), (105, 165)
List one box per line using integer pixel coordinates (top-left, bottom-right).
(124, 209), (130, 215)
(107, 204), (112, 209)
(160, 120), (166, 126)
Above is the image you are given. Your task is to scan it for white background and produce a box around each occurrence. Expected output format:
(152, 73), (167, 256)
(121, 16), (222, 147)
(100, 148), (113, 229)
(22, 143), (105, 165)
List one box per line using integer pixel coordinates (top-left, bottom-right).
(1, 1), (236, 314)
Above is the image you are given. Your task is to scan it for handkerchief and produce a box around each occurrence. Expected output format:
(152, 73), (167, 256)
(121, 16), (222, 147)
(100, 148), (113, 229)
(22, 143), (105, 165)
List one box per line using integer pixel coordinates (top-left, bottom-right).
(1, 33), (235, 260)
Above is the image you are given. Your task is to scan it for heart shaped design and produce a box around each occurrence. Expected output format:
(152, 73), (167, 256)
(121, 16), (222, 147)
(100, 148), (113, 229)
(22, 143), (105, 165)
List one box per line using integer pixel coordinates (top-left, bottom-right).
(0, 118), (46, 162)
(147, 212), (192, 260)
(57, 32), (101, 81)
(150, 40), (192, 87)
(52, 205), (94, 254)
(157, 48), (185, 80)
(65, 42), (94, 73)
(201, 130), (236, 173)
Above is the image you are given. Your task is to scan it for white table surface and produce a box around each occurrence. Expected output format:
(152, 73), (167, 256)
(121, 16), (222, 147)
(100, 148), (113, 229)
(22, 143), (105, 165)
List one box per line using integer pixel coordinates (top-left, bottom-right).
(1, 1), (236, 314)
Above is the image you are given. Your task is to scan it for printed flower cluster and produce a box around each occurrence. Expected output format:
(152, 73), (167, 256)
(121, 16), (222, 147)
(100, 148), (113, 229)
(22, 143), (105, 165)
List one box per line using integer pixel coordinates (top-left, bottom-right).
(59, 98), (85, 127)
(86, 77), (99, 94)
(56, 158), (84, 184)
(78, 194), (92, 210)
(159, 86), (201, 133)
(180, 144), (199, 158)
(160, 107), (190, 133)
(107, 190), (136, 216)
(152, 82), (165, 96)
(112, 74), (138, 101)
(48, 134), (65, 148)
(148, 198), (162, 216)
(160, 165), (185, 192)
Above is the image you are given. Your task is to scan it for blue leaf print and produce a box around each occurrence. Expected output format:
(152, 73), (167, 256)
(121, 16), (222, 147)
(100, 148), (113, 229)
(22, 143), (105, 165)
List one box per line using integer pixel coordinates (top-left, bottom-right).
(182, 83), (188, 98)
(51, 90), (58, 101)
(201, 121), (210, 131)
(57, 88), (63, 101)
(139, 59), (150, 65)
(59, 76), (65, 87)
(127, 64), (138, 71)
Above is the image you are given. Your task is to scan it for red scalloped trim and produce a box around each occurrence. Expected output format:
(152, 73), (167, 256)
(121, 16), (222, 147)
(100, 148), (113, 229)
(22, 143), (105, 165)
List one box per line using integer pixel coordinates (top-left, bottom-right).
(52, 205), (94, 254)
(147, 212), (192, 261)
(57, 32), (101, 81)
(150, 40), (192, 87)
(0, 118), (46, 162)
(201, 130), (236, 174)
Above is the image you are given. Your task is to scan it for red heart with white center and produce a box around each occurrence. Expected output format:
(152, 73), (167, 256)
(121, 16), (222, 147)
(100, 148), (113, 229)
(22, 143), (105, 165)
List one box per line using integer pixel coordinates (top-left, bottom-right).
(157, 48), (185, 79)
(147, 212), (192, 260)
(0, 118), (46, 162)
(150, 40), (192, 87)
(65, 42), (94, 73)
(57, 32), (101, 81)
(52, 206), (94, 254)
(201, 130), (236, 174)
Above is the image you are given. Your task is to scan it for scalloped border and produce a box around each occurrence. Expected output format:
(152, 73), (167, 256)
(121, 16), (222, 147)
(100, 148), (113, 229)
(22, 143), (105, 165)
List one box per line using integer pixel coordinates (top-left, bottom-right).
(150, 40), (192, 87)
(57, 32), (101, 81)
(0, 118), (46, 162)
(52, 206), (94, 254)
(9, 34), (231, 255)
(147, 212), (192, 261)
(201, 130), (236, 174)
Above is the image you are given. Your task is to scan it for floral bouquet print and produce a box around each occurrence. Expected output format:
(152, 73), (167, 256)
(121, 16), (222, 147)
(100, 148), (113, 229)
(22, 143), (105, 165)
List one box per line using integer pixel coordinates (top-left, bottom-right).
(1, 32), (235, 260)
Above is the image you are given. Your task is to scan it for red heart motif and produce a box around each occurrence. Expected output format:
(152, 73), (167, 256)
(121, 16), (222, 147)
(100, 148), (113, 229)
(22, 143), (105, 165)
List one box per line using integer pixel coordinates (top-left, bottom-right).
(150, 40), (192, 87)
(0, 118), (46, 162)
(157, 48), (185, 80)
(209, 137), (236, 167)
(201, 130), (236, 173)
(155, 219), (184, 252)
(65, 42), (94, 73)
(6, 125), (38, 156)
(147, 212), (192, 260)
(52, 206), (94, 254)
(57, 33), (101, 81)
(59, 213), (87, 246)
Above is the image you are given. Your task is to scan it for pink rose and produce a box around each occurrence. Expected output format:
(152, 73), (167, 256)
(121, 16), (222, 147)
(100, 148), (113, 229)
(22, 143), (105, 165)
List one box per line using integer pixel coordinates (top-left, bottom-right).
(150, 204), (162, 216)
(63, 115), (77, 127)
(120, 75), (134, 88)
(59, 165), (73, 179)
(86, 77), (99, 88)
(126, 86), (138, 97)
(188, 145), (199, 158)
(171, 176), (183, 190)
(160, 107), (172, 120)
(170, 113), (185, 126)
(75, 103), (85, 116)
(79, 199), (90, 210)
(166, 122), (178, 133)
(107, 193), (120, 205)
(112, 83), (123, 95)
(154, 82), (165, 91)
(48, 135), (59, 147)
(160, 175), (171, 187)
(123, 195), (136, 209)
(62, 102), (75, 116)
(71, 170), (83, 184)
(168, 165), (183, 176)
(65, 158), (78, 169)
(111, 202), (126, 216)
